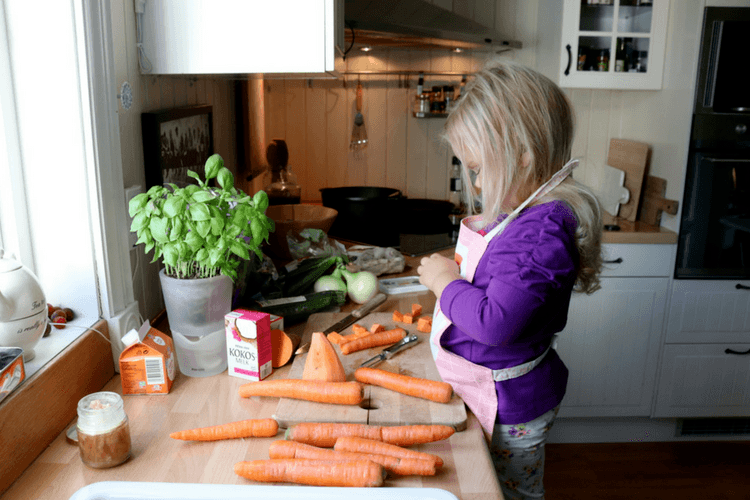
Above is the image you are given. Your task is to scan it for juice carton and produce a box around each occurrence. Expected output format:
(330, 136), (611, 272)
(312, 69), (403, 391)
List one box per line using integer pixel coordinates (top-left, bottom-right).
(119, 322), (176, 395)
(225, 309), (273, 381)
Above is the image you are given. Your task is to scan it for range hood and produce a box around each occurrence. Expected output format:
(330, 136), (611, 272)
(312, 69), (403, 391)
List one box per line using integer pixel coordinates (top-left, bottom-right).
(344, 0), (522, 52)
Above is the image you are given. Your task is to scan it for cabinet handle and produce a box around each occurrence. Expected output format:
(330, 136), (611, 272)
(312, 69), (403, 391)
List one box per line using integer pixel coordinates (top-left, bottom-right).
(603, 258), (623, 264)
(725, 348), (750, 355)
(736, 284), (750, 290)
(565, 44), (572, 76)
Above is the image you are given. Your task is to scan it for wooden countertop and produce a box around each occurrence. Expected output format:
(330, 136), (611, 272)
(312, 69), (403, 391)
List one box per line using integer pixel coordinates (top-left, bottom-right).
(601, 214), (677, 244)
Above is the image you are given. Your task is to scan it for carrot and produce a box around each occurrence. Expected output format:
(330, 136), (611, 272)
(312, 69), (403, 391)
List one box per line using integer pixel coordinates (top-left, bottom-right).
(370, 323), (386, 334)
(334, 436), (444, 468)
(285, 422), (382, 447)
(302, 332), (346, 382)
(234, 459), (385, 487)
(354, 367), (453, 403)
(328, 332), (345, 345)
(340, 328), (406, 355)
(352, 323), (369, 336)
(285, 422), (455, 448)
(402, 313), (414, 324)
(238, 379), (364, 405)
(417, 316), (432, 333)
(392, 310), (403, 322)
(411, 303), (423, 317)
(268, 440), (435, 476)
(381, 424), (455, 446)
(170, 418), (278, 441)
(271, 329), (294, 368)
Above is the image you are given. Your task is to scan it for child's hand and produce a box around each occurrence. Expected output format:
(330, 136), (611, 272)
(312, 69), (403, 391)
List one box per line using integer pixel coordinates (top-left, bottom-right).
(417, 253), (461, 300)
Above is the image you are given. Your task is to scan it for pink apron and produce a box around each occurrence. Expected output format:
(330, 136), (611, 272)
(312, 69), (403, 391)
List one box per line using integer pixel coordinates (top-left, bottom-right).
(431, 159), (578, 437)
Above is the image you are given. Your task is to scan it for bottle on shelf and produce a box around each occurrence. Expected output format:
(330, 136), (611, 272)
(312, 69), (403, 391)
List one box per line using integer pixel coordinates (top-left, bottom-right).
(614, 38), (627, 72)
(449, 156), (464, 213)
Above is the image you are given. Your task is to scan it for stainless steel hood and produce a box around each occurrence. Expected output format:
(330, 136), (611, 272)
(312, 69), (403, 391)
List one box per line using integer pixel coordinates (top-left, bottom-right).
(344, 0), (522, 52)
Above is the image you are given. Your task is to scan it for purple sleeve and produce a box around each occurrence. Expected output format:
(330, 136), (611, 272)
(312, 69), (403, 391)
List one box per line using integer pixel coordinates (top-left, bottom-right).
(439, 206), (577, 346)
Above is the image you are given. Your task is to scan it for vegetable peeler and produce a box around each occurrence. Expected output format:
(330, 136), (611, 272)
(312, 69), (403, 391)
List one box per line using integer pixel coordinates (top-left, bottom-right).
(360, 334), (419, 368)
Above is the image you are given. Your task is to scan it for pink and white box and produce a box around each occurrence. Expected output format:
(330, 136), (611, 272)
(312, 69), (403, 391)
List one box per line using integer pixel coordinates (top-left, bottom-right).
(225, 309), (273, 381)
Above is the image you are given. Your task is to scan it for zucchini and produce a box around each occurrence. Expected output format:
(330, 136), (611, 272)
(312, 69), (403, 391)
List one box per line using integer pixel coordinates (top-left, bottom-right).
(281, 255), (340, 296)
(254, 290), (347, 323)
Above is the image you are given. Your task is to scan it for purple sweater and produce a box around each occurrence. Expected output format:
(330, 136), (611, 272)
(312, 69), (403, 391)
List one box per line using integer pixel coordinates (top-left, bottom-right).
(439, 201), (578, 425)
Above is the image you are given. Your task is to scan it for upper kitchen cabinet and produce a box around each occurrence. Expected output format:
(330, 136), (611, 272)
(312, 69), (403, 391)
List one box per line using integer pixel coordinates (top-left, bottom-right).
(537, 0), (670, 90)
(137, 0), (344, 77)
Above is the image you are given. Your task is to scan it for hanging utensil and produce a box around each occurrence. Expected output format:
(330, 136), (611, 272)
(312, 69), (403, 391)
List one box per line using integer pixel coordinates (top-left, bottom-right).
(350, 80), (368, 151)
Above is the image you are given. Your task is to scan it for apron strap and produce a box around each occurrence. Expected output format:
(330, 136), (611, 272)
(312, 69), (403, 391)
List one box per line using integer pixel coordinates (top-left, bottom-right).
(491, 335), (558, 382)
(484, 159), (579, 241)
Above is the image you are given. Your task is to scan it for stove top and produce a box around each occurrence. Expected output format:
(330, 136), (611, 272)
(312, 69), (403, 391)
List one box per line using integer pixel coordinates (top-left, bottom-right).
(398, 232), (455, 257)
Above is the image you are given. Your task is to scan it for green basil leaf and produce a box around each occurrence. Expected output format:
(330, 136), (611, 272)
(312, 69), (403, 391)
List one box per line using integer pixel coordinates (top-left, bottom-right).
(163, 197), (187, 218)
(149, 217), (169, 244)
(162, 243), (178, 267)
(128, 193), (149, 216)
(204, 154), (223, 180)
(191, 191), (215, 203)
(217, 167), (234, 190)
(189, 203), (211, 221)
(195, 248), (208, 262)
(187, 170), (201, 182)
(130, 212), (148, 232)
(208, 247), (223, 266)
(196, 220), (211, 238)
(185, 231), (204, 251)
(211, 217), (224, 236)
(230, 240), (250, 261)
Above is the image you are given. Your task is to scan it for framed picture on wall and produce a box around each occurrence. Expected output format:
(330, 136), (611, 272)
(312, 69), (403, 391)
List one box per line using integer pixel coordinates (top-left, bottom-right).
(141, 105), (214, 188)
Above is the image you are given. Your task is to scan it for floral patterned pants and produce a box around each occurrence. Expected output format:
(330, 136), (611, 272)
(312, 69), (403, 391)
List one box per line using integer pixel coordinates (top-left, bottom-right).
(489, 406), (560, 500)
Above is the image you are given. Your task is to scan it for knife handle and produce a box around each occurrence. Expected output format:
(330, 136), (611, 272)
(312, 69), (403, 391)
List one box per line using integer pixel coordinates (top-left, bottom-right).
(352, 293), (387, 318)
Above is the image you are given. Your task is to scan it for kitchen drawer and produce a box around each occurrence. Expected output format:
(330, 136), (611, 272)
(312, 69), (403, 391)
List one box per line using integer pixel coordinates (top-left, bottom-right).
(653, 343), (750, 418)
(600, 244), (674, 278)
(666, 280), (750, 344)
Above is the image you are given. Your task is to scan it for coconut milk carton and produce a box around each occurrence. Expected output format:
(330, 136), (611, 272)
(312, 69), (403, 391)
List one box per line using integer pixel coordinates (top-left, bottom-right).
(225, 309), (273, 381)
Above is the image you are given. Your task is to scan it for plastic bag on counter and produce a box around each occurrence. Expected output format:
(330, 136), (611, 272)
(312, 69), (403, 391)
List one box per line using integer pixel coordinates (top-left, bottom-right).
(345, 245), (405, 276)
(286, 228), (347, 260)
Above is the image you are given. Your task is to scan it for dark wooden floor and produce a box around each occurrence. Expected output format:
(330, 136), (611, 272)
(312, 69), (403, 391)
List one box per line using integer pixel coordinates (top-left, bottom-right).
(544, 441), (750, 500)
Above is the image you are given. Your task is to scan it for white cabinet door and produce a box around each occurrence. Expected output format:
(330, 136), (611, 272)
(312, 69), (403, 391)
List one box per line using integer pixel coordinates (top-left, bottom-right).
(653, 344), (750, 418)
(556, 276), (668, 417)
(139, 0), (344, 76)
(537, 0), (670, 89)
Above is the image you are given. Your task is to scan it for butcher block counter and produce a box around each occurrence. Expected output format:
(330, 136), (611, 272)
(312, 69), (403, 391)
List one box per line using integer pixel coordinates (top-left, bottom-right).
(0, 252), (501, 500)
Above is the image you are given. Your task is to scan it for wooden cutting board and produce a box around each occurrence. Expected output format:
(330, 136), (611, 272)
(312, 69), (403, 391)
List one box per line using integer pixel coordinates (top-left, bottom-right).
(638, 175), (679, 226)
(607, 139), (649, 222)
(272, 312), (468, 431)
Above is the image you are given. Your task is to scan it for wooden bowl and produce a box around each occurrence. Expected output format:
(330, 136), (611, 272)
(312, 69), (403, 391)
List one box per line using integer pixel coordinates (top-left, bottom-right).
(265, 204), (338, 259)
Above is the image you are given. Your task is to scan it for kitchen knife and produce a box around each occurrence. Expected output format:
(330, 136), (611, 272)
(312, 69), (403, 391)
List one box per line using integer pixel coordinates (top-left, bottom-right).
(294, 292), (387, 355)
(360, 334), (419, 368)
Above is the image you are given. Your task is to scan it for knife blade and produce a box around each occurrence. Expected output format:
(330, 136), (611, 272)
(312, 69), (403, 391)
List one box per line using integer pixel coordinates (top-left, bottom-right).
(360, 334), (419, 368)
(294, 292), (387, 355)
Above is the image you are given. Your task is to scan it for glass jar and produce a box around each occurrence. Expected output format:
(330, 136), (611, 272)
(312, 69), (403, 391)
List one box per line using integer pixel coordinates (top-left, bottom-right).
(76, 392), (131, 469)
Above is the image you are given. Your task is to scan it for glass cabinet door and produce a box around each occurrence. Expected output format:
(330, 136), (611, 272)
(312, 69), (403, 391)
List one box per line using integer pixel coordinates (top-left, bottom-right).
(559, 0), (669, 89)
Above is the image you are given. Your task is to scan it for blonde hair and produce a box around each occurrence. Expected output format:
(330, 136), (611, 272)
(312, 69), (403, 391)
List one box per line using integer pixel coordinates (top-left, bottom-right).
(445, 59), (602, 294)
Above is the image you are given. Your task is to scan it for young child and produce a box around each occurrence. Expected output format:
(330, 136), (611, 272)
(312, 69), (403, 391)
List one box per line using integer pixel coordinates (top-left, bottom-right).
(417, 60), (603, 500)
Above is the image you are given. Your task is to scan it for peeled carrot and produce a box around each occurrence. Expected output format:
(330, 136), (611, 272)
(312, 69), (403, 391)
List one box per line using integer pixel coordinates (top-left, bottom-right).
(238, 379), (364, 405)
(392, 310), (403, 322)
(352, 323), (369, 336)
(340, 328), (406, 355)
(411, 303), (423, 317)
(285, 422), (455, 448)
(234, 459), (385, 487)
(381, 424), (455, 447)
(271, 329), (294, 368)
(334, 436), (444, 468)
(328, 332), (345, 345)
(285, 423), (382, 447)
(268, 440), (435, 476)
(417, 316), (432, 333)
(354, 367), (453, 403)
(169, 418), (279, 441)
(402, 313), (415, 324)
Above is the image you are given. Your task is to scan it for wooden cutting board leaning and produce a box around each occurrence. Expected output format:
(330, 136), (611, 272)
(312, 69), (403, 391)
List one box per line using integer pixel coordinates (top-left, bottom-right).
(638, 175), (679, 226)
(607, 138), (649, 222)
(272, 312), (468, 431)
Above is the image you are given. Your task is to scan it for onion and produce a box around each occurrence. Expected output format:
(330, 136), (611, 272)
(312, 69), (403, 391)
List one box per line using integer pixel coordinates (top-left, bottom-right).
(313, 275), (347, 293)
(339, 269), (379, 304)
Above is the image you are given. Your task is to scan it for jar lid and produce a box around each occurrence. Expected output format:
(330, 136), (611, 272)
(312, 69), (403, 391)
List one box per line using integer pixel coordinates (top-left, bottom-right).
(0, 249), (22, 274)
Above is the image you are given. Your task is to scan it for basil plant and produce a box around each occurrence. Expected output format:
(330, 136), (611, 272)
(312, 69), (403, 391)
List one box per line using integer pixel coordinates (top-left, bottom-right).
(128, 154), (274, 281)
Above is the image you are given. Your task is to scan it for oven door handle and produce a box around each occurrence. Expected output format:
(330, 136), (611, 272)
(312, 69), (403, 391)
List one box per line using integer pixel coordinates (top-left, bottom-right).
(725, 348), (750, 356)
(736, 284), (750, 290)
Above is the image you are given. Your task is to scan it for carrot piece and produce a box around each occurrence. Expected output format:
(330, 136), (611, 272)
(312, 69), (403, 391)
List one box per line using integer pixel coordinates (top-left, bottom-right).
(234, 459), (385, 487)
(370, 323), (386, 334)
(334, 436), (444, 468)
(411, 304), (423, 317)
(271, 329), (294, 368)
(354, 367), (453, 403)
(328, 332), (345, 345)
(302, 332), (346, 382)
(340, 328), (407, 355)
(417, 315), (432, 333)
(402, 313), (414, 324)
(392, 310), (403, 322)
(268, 440), (435, 476)
(285, 423), (383, 448)
(285, 422), (455, 448)
(238, 379), (363, 405)
(381, 424), (455, 446)
(169, 418), (279, 441)
(352, 323), (369, 336)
